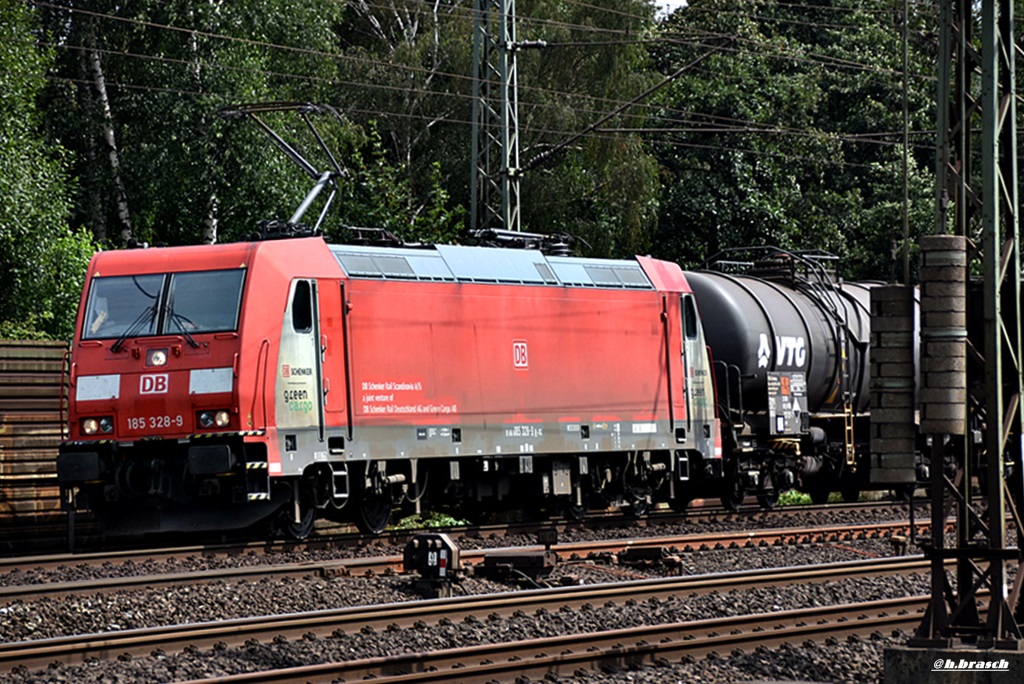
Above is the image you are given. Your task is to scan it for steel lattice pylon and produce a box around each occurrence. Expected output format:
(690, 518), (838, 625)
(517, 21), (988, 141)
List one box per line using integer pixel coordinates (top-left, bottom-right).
(913, 0), (1024, 648)
(470, 0), (521, 233)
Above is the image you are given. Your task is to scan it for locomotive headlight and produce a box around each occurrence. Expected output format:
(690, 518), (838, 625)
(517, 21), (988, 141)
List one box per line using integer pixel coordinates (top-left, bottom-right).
(146, 348), (169, 367)
(198, 409), (230, 430)
(99, 417), (114, 433)
(82, 418), (99, 435)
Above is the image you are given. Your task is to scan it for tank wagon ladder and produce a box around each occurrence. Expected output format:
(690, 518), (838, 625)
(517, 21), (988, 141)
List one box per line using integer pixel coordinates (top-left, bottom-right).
(839, 328), (857, 468)
(796, 256), (858, 470)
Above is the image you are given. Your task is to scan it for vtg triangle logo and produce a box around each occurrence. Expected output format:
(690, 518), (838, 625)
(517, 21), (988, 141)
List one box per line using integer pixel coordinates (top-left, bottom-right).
(757, 333), (771, 369)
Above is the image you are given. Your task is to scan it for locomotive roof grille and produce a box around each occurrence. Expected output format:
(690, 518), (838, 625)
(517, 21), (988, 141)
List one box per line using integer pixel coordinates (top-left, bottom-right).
(329, 244), (652, 289)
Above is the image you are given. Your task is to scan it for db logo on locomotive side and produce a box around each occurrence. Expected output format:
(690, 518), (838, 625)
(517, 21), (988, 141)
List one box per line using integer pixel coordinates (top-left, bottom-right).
(140, 373), (169, 394)
(513, 340), (529, 370)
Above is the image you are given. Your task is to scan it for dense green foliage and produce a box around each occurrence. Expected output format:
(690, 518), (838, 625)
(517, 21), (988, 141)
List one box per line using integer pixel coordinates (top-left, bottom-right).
(650, 0), (936, 280)
(0, 0), (94, 340)
(4, 0), (945, 340)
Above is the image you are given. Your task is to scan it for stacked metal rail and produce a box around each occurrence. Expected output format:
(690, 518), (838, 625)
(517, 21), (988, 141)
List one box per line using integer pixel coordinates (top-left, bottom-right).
(0, 340), (68, 540)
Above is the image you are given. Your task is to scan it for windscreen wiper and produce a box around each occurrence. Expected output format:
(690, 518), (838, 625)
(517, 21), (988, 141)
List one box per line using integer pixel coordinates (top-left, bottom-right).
(111, 305), (156, 353)
(168, 312), (200, 349)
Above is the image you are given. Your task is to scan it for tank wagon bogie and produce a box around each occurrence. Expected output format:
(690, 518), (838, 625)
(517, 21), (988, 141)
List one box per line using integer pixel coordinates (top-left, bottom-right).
(58, 238), (723, 537)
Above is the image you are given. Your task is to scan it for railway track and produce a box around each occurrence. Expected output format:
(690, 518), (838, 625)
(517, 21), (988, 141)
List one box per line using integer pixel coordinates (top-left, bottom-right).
(0, 519), (929, 602)
(170, 596), (928, 684)
(1, 498), (913, 565)
(0, 497), (912, 556)
(0, 554), (931, 674)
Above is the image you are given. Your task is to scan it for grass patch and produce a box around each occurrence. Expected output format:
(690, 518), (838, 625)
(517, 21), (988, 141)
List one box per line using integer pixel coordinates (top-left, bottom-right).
(392, 510), (471, 530)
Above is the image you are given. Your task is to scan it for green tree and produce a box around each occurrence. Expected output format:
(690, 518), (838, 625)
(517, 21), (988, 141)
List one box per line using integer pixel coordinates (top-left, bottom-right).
(39, 0), (466, 248)
(0, 0), (93, 340)
(333, 124), (465, 244)
(502, 0), (663, 256)
(649, 0), (936, 279)
(40, 0), (350, 247)
(333, 0), (475, 234)
(333, 0), (663, 256)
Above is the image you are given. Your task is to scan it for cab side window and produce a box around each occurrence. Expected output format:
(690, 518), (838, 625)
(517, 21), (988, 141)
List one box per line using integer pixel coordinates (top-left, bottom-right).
(292, 280), (312, 333)
(683, 295), (698, 340)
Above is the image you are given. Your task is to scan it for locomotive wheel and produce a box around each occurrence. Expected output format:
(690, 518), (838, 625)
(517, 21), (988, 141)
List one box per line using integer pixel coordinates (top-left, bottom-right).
(720, 481), (744, 512)
(625, 489), (652, 518)
(840, 486), (861, 504)
(277, 479), (317, 540)
(356, 494), (393, 535)
(281, 502), (316, 540)
(807, 484), (830, 505)
(561, 489), (590, 522)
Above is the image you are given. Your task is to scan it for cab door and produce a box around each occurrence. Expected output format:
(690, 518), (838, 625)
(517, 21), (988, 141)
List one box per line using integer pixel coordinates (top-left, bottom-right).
(678, 294), (703, 440)
(276, 279), (325, 442)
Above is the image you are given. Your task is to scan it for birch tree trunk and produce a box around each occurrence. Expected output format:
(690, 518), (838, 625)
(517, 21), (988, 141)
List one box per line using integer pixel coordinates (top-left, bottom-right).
(188, 7), (218, 244)
(86, 40), (132, 243)
(76, 50), (105, 243)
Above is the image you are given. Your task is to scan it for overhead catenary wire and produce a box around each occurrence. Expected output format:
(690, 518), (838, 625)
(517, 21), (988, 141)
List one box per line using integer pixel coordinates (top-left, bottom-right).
(38, 32), (927, 147)
(524, 38), (734, 172)
(31, 45), (933, 161)
(41, 44), (933, 162)
(48, 74), (899, 173)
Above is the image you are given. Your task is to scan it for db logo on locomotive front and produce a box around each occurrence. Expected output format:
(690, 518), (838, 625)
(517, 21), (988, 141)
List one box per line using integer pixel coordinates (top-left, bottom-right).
(140, 373), (169, 394)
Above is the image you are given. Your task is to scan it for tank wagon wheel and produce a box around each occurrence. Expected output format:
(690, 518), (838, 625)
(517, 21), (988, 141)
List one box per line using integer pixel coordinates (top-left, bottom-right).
(756, 489), (779, 510)
(720, 488), (743, 512)
(891, 484), (916, 502)
(810, 489), (830, 505)
(670, 490), (693, 513)
(840, 486), (861, 504)
(805, 481), (830, 505)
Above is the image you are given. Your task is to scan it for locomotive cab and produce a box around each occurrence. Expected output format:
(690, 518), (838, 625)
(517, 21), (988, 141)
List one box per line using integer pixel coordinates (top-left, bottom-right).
(57, 244), (287, 535)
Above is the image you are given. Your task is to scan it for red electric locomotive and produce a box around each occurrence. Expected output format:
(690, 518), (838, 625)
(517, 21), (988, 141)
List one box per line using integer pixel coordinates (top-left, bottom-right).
(57, 236), (723, 537)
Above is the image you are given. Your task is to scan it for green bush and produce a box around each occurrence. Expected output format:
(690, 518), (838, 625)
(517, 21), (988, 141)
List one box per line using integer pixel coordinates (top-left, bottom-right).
(776, 489), (812, 506)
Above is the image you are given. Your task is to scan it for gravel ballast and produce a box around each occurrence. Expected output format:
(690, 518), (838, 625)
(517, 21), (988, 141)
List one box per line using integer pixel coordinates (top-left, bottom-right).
(3, 534), (926, 683)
